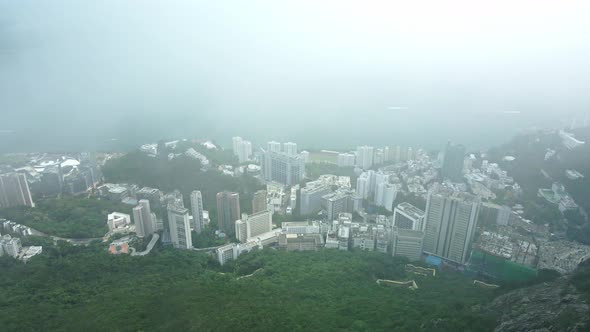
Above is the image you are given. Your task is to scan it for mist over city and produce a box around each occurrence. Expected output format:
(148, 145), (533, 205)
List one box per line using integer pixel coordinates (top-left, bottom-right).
(1, 1), (590, 331)
(1, 1), (590, 152)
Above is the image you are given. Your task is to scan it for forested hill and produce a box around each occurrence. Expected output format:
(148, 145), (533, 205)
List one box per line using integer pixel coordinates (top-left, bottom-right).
(487, 127), (590, 243)
(487, 127), (590, 208)
(102, 151), (264, 217)
(0, 244), (498, 331)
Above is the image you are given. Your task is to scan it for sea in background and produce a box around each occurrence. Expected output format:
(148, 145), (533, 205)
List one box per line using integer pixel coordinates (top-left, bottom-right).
(0, 108), (586, 154)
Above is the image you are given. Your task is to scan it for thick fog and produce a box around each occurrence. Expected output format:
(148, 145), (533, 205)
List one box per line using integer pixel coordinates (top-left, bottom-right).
(1, 0), (589, 152)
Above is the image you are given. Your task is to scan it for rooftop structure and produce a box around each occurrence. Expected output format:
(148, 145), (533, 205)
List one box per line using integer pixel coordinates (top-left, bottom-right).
(300, 181), (332, 216)
(393, 203), (425, 231)
(559, 130), (585, 150)
(281, 221), (320, 234)
(278, 233), (324, 252)
(107, 212), (132, 233)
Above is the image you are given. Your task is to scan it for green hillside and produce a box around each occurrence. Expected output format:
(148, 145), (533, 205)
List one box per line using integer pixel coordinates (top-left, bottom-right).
(0, 242), (497, 331)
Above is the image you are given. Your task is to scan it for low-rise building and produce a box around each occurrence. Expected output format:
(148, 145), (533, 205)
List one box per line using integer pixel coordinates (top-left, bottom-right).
(374, 225), (389, 254)
(282, 221), (320, 234)
(325, 230), (339, 249)
(107, 212), (132, 232)
(338, 225), (350, 251)
(351, 224), (375, 251)
(217, 244), (238, 265)
(278, 233), (324, 252)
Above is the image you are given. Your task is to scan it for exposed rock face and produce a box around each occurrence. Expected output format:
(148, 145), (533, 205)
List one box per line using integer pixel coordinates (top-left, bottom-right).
(487, 278), (590, 332)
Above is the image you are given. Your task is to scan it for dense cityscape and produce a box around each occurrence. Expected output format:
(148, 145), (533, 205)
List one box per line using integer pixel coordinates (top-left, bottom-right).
(2, 127), (590, 330)
(2, 123), (590, 274)
(2, 2), (590, 331)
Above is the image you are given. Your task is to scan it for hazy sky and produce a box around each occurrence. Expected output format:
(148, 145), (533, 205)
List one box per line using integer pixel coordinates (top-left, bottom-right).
(1, 0), (589, 151)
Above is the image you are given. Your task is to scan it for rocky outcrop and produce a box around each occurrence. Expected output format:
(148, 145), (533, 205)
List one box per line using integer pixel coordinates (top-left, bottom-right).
(487, 277), (589, 332)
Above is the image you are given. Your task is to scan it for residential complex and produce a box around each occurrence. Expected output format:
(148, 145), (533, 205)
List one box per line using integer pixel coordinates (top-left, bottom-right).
(251, 190), (268, 214)
(133, 200), (155, 238)
(355, 145), (374, 170)
(261, 149), (305, 186)
(190, 190), (205, 234)
(216, 191), (241, 236)
(300, 181), (332, 215)
(235, 210), (272, 243)
(167, 204), (192, 249)
(423, 185), (480, 264)
(232, 137), (253, 163)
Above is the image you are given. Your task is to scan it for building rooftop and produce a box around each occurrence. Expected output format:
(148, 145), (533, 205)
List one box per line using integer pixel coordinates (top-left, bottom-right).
(395, 202), (424, 219)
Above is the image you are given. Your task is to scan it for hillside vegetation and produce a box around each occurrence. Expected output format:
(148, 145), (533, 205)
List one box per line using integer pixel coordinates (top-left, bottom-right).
(487, 127), (590, 243)
(0, 243), (498, 331)
(102, 151), (264, 218)
(0, 198), (131, 238)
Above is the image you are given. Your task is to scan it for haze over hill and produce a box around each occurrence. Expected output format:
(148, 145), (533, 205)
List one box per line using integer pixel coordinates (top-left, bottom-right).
(1, 1), (590, 152)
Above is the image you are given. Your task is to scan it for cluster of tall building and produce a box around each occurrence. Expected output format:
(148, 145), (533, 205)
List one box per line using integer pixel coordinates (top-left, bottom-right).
(337, 145), (418, 169)
(190, 191), (205, 233)
(232, 137), (253, 163)
(356, 170), (400, 211)
(261, 148), (305, 186)
(422, 184), (480, 264)
(299, 175), (358, 217)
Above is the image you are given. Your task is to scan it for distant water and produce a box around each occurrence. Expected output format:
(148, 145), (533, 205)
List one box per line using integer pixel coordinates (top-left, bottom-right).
(0, 110), (584, 153)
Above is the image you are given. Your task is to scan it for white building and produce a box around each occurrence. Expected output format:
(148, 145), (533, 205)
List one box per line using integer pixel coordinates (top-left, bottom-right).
(185, 148), (210, 167)
(190, 190), (205, 234)
(393, 203), (425, 231)
(235, 210), (273, 243)
(283, 142), (298, 156)
(261, 150), (305, 186)
(232, 137), (252, 163)
(356, 173), (370, 199)
(216, 241), (263, 265)
(133, 200), (155, 238)
(300, 151), (310, 163)
(167, 205), (193, 249)
(355, 146), (374, 170)
(337, 153), (356, 167)
(0, 234), (22, 258)
(267, 141), (282, 153)
(217, 243), (238, 265)
(300, 181), (332, 215)
(281, 221), (321, 234)
(107, 212), (131, 232)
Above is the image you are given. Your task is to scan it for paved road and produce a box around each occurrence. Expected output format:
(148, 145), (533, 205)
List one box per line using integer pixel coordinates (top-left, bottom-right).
(131, 233), (159, 256)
